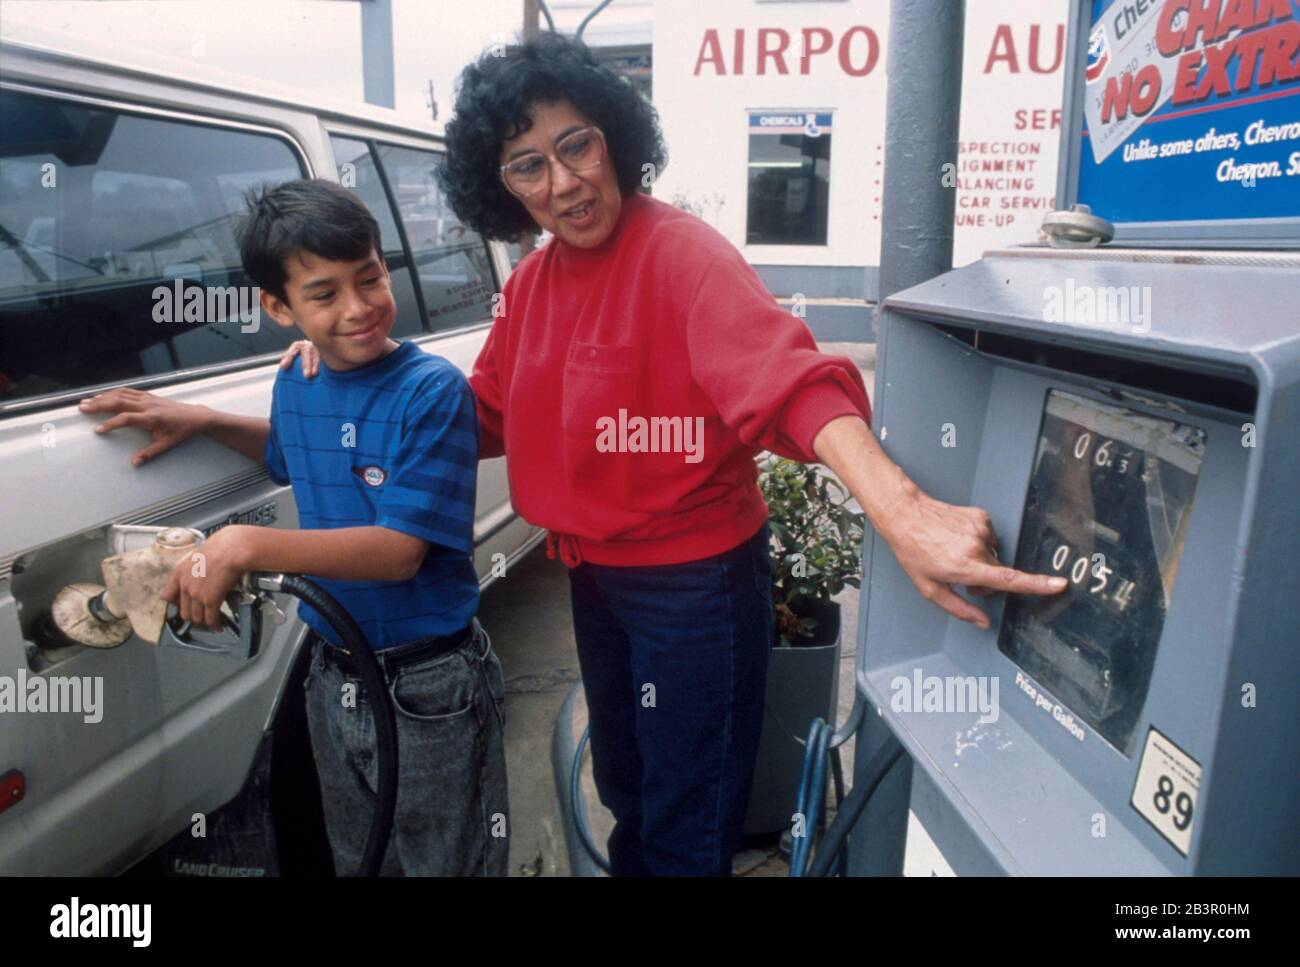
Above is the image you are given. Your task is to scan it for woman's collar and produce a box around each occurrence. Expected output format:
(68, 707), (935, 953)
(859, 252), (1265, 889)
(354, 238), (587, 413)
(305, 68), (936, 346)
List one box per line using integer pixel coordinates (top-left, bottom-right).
(554, 190), (650, 261)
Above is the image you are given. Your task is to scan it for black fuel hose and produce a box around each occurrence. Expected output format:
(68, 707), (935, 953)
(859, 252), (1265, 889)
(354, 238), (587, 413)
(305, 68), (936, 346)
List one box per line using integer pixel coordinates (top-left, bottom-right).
(277, 574), (397, 878)
(805, 742), (904, 877)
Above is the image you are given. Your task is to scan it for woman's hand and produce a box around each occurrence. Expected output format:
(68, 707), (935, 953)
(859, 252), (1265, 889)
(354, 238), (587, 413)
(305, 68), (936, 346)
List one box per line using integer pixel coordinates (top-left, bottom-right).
(279, 340), (321, 377)
(813, 415), (1066, 629)
(878, 488), (1064, 628)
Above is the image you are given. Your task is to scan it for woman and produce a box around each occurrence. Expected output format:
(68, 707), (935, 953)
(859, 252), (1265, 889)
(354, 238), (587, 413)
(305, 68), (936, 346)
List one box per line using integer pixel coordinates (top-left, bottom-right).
(286, 33), (1064, 876)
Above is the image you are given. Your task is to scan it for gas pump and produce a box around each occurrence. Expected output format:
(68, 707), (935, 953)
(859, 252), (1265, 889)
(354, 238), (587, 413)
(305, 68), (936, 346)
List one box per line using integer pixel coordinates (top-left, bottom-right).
(841, 0), (1300, 875)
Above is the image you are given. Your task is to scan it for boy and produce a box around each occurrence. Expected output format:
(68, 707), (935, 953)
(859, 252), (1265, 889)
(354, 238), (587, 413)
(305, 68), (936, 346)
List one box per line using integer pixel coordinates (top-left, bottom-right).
(80, 178), (508, 877)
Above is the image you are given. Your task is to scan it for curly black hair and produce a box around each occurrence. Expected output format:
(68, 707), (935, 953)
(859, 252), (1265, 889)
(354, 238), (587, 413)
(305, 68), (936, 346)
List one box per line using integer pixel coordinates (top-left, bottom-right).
(438, 32), (668, 243)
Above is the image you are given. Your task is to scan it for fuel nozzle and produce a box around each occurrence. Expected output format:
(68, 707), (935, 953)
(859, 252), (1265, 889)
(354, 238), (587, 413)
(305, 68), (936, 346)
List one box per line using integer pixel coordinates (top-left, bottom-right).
(51, 526), (206, 648)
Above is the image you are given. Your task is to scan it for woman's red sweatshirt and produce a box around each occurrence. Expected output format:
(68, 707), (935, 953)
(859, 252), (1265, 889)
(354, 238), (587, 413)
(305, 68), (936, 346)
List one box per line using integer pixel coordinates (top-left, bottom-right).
(470, 191), (871, 568)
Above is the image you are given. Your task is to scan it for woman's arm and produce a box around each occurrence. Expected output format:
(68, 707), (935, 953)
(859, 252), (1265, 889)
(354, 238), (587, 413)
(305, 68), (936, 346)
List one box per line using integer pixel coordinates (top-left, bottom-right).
(279, 339), (320, 377)
(468, 318), (507, 460)
(812, 415), (1066, 628)
(674, 248), (1063, 626)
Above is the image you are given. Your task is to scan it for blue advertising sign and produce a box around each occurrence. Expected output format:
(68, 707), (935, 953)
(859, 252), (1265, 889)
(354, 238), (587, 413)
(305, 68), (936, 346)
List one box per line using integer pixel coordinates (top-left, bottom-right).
(1076, 0), (1300, 229)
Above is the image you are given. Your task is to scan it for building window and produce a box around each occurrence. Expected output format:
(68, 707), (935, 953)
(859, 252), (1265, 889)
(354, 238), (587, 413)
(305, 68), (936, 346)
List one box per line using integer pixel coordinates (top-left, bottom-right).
(746, 112), (831, 246)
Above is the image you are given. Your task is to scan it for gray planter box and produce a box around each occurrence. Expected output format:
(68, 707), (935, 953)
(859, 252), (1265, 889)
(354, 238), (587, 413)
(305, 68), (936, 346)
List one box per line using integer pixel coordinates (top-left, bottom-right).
(743, 606), (842, 836)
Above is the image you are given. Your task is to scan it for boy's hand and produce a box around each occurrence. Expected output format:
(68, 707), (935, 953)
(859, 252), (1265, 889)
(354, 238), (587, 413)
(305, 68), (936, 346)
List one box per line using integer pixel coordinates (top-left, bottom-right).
(79, 388), (208, 467)
(162, 526), (251, 631)
(280, 340), (321, 378)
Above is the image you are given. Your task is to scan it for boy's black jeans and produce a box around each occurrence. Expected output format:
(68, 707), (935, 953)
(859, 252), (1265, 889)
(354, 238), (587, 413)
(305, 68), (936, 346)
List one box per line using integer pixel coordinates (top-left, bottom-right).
(302, 619), (509, 876)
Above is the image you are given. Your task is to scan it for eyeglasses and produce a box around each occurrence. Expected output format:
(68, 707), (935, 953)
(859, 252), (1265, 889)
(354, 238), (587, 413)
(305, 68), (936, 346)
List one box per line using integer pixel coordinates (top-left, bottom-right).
(499, 126), (607, 198)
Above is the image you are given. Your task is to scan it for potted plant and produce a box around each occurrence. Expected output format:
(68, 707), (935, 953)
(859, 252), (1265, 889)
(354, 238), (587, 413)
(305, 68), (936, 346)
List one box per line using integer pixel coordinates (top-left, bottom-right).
(744, 455), (866, 836)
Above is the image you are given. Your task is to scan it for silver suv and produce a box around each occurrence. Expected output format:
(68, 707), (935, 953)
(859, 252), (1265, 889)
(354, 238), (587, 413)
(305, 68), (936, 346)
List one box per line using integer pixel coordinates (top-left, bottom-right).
(0, 31), (540, 875)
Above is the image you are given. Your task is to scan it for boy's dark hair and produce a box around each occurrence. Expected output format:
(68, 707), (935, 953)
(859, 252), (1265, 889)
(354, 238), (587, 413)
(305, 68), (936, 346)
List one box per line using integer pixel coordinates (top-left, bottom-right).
(438, 32), (668, 243)
(238, 178), (383, 304)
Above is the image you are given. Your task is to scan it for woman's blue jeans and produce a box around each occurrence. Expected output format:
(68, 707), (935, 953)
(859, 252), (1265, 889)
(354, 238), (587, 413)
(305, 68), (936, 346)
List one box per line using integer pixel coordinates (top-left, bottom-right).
(568, 524), (773, 876)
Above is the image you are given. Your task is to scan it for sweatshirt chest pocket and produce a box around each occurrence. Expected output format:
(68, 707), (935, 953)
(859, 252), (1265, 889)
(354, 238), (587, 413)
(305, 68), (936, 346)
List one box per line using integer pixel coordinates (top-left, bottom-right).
(561, 341), (635, 435)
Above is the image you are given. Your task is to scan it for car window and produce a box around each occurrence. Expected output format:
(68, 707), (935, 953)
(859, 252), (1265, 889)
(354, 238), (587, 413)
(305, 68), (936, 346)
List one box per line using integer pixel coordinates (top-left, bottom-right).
(373, 143), (498, 332)
(0, 88), (307, 405)
(327, 136), (424, 340)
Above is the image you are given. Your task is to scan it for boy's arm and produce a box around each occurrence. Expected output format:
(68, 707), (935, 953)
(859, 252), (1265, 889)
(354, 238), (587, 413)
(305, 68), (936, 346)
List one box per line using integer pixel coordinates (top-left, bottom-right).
(79, 388), (268, 466)
(194, 406), (269, 464)
(167, 524), (426, 631)
(226, 525), (426, 581)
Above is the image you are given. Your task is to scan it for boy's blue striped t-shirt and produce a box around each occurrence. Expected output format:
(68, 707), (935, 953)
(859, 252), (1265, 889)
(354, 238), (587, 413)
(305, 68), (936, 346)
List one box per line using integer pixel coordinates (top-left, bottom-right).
(264, 340), (479, 651)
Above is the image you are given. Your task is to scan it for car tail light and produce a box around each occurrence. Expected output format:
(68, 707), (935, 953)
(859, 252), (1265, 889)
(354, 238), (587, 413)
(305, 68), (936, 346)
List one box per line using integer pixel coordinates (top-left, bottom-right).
(0, 770), (25, 814)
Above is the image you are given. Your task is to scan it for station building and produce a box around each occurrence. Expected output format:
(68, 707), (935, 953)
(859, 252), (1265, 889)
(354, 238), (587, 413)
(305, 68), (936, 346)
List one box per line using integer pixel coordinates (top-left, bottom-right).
(572, 0), (1071, 340)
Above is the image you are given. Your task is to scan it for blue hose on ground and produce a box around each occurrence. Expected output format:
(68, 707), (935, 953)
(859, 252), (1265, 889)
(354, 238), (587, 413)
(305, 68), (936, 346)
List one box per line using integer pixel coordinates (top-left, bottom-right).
(790, 713), (903, 877)
(569, 713), (871, 878)
(572, 724), (613, 874)
(806, 741), (906, 877)
(789, 717), (832, 877)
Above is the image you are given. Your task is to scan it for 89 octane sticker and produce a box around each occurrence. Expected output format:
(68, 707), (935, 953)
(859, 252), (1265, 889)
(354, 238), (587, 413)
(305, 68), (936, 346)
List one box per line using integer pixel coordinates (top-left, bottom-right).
(1131, 727), (1201, 856)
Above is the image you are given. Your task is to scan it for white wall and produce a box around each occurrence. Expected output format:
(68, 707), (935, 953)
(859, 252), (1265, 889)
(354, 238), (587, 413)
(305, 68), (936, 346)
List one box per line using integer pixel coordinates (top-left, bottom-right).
(954, 0), (1069, 266)
(652, 0), (889, 268)
(651, 0), (1069, 271)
